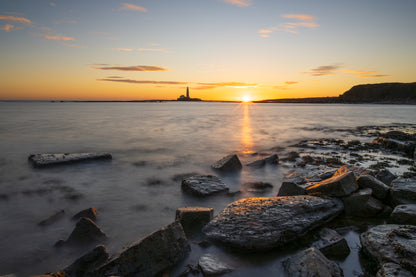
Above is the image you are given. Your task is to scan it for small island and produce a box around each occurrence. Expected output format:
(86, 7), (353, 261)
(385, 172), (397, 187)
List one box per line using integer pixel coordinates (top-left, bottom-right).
(177, 87), (202, 101)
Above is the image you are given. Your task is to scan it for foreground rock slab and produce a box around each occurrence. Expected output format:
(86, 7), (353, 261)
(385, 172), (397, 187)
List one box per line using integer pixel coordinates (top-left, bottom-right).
(306, 171), (358, 197)
(92, 221), (190, 277)
(211, 154), (242, 172)
(203, 195), (343, 250)
(28, 153), (112, 167)
(390, 177), (416, 206)
(198, 254), (233, 276)
(282, 247), (343, 277)
(360, 224), (416, 275)
(181, 175), (229, 196)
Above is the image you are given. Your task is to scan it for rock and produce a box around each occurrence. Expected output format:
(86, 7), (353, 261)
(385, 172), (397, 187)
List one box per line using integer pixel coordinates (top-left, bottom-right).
(28, 153), (112, 167)
(306, 171), (358, 197)
(198, 254), (233, 276)
(175, 207), (214, 234)
(342, 188), (384, 217)
(203, 195), (343, 250)
(383, 131), (415, 141)
(243, 182), (273, 193)
(376, 169), (397, 186)
(92, 221), (190, 277)
(66, 217), (106, 244)
(333, 165), (373, 178)
(38, 210), (65, 226)
(246, 159), (266, 168)
(72, 207), (97, 222)
(181, 175), (229, 196)
(360, 224), (416, 275)
(357, 175), (390, 201)
(282, 247), (343, 277)
(211, 154), (242, 172)
(371, 137), (415, 157)
(376, 262), (413, 277)
(63, 245), (109, 277)
(306, 169), (338, 183)
(390, 177), (416, 206)
(264, 154), (279, 164)
(277, 172), (309, 196)
(388, 204), (416, 225)
(312, 228), (350, 259)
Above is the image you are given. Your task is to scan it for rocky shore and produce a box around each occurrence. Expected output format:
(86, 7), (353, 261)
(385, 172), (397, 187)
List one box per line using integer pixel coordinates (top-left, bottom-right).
(7, 128), (416, 277)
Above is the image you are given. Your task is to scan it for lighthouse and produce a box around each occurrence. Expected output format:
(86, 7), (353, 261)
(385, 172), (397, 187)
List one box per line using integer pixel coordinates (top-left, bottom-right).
(186, 86), (189, 99)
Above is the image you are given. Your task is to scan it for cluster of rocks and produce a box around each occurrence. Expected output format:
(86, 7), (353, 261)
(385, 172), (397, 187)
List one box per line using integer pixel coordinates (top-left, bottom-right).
(28, 153), (112, 167)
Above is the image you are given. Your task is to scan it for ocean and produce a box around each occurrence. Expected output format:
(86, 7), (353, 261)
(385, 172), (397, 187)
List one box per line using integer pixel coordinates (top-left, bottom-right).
(0, 101), (415, 276)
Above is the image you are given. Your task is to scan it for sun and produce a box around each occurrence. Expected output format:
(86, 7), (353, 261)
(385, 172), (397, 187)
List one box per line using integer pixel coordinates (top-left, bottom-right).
(242, 95), (252, 103)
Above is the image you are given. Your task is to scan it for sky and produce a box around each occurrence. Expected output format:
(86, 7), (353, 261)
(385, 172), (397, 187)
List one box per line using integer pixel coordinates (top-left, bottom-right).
(0, 0), (415, 101)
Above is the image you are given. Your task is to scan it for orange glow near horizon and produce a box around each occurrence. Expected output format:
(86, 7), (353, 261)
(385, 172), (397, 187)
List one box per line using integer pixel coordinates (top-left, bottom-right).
(241, 103), (254, 154)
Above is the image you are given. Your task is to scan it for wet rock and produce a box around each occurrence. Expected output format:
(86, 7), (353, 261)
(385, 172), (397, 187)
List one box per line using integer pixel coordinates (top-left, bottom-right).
(277, 172), (309, 196)
(388, 204), (416, 225)
(176, 207), (214, 234)
(264, 153), (279, 164)
(198, 254), (233, 276)
(92, 221), (190, 277)
(243, 182), (273, 193)
(371, 137), (415, 157)
(383, 131), (415, 141)
(28, 153), (112, 167)
(357, 175), (390, 201)
(390, 177), (416, 206)
(38, 209), (65, 226)
(72, 207), (97, 222)
(66, 217), (106, 244)
(211, 154), (242, 172)
(360, 224), (416, 275)
(306, 171), (358, 197)
(63, 245), (109, 277)
(282, 247), (343, 277)
(282, 151), (299, 162)
(334, 165), (373, 178)
(203, 195), (343, 250)
(246, 159), (266, 168)
(376, 169), (397, 186)
(181, 175), (229, 196)
(312, 228), (350, 259)
(378, 205), (393, 218)
(306, 169), (338, 183)
(342, 188), (384, 217)
(376, 262), (413, 277)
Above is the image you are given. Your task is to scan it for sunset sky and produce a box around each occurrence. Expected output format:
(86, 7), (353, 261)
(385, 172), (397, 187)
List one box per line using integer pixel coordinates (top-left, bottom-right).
(1, 0), (415, 101)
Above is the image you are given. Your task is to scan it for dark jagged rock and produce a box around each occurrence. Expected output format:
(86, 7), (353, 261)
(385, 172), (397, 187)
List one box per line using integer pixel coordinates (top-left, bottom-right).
(360, 224), (416, 275)
(282, 247), (343, 277)
(243, 182), (273, 193)
(246, 159), (266, 168)
(203, 196), (343, 251)
(390, 177), (416, 206)
(376, 169), (397, 186)
(175, 207), (213, 234)
(376, 262), (413, 277)
(198, 254), (233, 276)
(92, 221), (190, 277)
(357, 175), (390, 201)
(211, 154), (242, 172)
(312, 228), (350, 259)
(28, 153), (112, 167)
(388, 204), (416, 225)
(264, 154), (279, 164)
(306, 171), (358, 197)
(38, 210), (65, 226)
(371, 137), (415, 157)
(342, 188), (384, 217)
(63, 245), (109, 277)
(306, 169), (338, 183)
(181, 175), (229, 196)
(277, 172), (309, 196)
(72, 207), (97, 222)
(382, 131), (416, 141)
(333, 165), (373, 178)
(66, 217), (106, 244)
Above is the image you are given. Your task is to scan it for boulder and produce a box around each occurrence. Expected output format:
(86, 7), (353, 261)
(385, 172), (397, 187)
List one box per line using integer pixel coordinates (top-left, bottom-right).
(390, 177), (416, 206)
(333, 165), (373, 178)
(246, 159), (266, 168)
(282, 247), (343, 277)
(211, 154), (242, 172)
(371, 137), (415, 157)
(376, 262), (413, 277)
(376, 169), (397, 186)
(360, 224), (416, 275)
(66, 217), (106, 244)
(38, 210), (65, 226)
(342, 188), (384, 217)
(72, 207), (97, 222)
(306, 171), (358, 197)
(277, 172), (309, 196)
(264, 154), (279, 164)
(63, 245), (109, 277)
(198, 254), (233, 276)
(388, 204), (416, 225)
(357, 175), (390, 201)
(243, 182), (273, 193)
(92, 221), (190, 277)
(203, 196), (343, 250)
(312, 228), (350, 259)
(175, 207), (213, 234)
(181, 175), (229, 196)
(305, 169), (337, 183)
(28, 153), (112, 167)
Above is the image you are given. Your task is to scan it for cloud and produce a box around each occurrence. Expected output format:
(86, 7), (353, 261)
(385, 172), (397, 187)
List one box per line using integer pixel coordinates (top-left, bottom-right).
(98, 79), (185, 85)
(0, 15), (32, 24)
(1, 24), (14, 32)
(360, 74), (392, 78)
(54, 20), (77, 24)
(283, 14), (315, 21)
(223, 0), (252, 7)
(33, 33), (75, 41)
(107, 48), (134, 51)
(120, 3), (148, 12)
(50, 3), (56, 7)
(300, 64), (342, 76)
(91, 65), (168, 71)
(259, 13), (318, 37)
(284, 81), (298, 85)
(60, 42), (86, 48)
(301, 65), (391, 78)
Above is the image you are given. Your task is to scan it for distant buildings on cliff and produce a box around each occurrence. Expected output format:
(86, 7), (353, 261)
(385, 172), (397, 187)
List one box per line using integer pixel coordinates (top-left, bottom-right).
(177, 86), (201, 101)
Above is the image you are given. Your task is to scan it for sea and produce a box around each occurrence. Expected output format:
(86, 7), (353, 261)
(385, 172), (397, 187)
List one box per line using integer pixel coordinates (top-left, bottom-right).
(0, 101), (415, 276)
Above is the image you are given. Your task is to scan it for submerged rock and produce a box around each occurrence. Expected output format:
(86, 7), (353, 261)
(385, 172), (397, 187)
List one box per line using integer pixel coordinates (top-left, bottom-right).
(28, 153), (112, 167)
(198, 254), (233, 276)
(72, 207), (97, 222)
(246, 159), (266, 168)
(66, 217), (106, 244)
(92, 221), (190, 277)
(312, 228), (350, 259)
(306, 171), (358, 197)
(388, 204), (416, 225)
(203, 195), (343, 250)
(63, 245), (109, 277)
(243, 182), (273, 193)
(38, 209), (65, 226)
(376, 262), (413, 277)
(181, 175), (229, 196)
(264, 154), (279, 164)
(357, 175), (390, 201)
(282, 247), (343, 277)
(390, 177), (416, 206)
(360, 224), (416, 275)
(211, 154), (242, 172)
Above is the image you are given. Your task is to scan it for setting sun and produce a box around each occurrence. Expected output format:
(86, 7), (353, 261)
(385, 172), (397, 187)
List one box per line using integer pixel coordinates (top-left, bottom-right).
(242, 95), (252, 102)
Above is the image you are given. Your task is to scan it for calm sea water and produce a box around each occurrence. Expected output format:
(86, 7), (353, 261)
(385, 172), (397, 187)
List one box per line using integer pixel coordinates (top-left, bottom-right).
(0, 102), (415, 276)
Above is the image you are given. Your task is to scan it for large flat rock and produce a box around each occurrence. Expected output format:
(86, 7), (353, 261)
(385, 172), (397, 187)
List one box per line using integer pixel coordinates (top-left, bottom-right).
(203, 195), (343, 250)
(28, 153), (112, 167)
